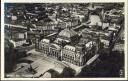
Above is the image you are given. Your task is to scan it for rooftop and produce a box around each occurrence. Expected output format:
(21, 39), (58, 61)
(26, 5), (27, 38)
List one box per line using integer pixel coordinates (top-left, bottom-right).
(50, 43), (61, 50)
(59, 29), (77, 38)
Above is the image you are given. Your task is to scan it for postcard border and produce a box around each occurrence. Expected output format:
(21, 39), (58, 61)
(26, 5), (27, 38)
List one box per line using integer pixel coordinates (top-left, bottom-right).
(1, 0), (128, 80)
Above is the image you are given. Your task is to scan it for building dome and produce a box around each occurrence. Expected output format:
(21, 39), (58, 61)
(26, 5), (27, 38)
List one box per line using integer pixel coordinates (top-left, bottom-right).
(59, 29), (77, 38)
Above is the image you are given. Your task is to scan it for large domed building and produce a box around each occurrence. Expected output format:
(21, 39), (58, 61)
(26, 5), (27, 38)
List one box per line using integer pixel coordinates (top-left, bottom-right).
(36, 27), (100, 66)
(58, 29), (77, 38)
(55, 28), (79, 45)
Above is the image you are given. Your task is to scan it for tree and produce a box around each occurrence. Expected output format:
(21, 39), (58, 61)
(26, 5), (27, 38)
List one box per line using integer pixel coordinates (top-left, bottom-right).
(5, 39), (15, 73)
(60, 67), (76, 78)
(47, 69), (60, 78)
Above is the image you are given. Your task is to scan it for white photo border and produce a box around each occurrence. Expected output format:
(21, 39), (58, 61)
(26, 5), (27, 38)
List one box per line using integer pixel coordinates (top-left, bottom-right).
(1, 0), (128, 80)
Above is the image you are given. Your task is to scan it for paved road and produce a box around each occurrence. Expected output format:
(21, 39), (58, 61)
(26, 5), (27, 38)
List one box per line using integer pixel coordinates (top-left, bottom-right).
(28, 49), (69, 67)
(13, 50), (66, 77)
(27, 49), (100, 76)
(5, 24), (27, 29)
(16, 44), (35, 52)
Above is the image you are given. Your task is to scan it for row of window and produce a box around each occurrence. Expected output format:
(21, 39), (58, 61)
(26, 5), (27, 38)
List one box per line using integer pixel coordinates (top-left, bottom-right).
(62, 53), (84, 62)
(37, 43), (89, 66)
(64, 47), (76, 52)
(62, 49), (75, 56)
(40, 45), (60, 57)
(62, 57), (84, 66)
(63, 50), (82, 58)
(63, 53), (75, 60)
(49, 52), (59, 58)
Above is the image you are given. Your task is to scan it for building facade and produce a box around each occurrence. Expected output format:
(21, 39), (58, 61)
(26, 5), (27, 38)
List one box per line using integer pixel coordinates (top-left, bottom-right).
(35, 28), (100, 66)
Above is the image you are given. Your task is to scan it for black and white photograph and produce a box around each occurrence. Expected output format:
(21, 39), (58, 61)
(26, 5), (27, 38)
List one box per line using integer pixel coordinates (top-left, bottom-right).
(1, 0), (127, 80)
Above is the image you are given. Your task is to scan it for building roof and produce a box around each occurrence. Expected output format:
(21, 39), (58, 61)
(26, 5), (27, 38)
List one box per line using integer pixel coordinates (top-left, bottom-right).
(85, 41), (94, 48)
(41, 39), (50, 43)
(59, 29), (77, 38)
(50, 43), (61, 50)
(9, 40), (16, 48)
(56, 37), (70, 42)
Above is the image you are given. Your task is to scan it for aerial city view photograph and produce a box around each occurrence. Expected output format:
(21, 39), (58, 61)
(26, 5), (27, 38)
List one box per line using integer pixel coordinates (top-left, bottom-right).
(4, 3), (125, 78)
